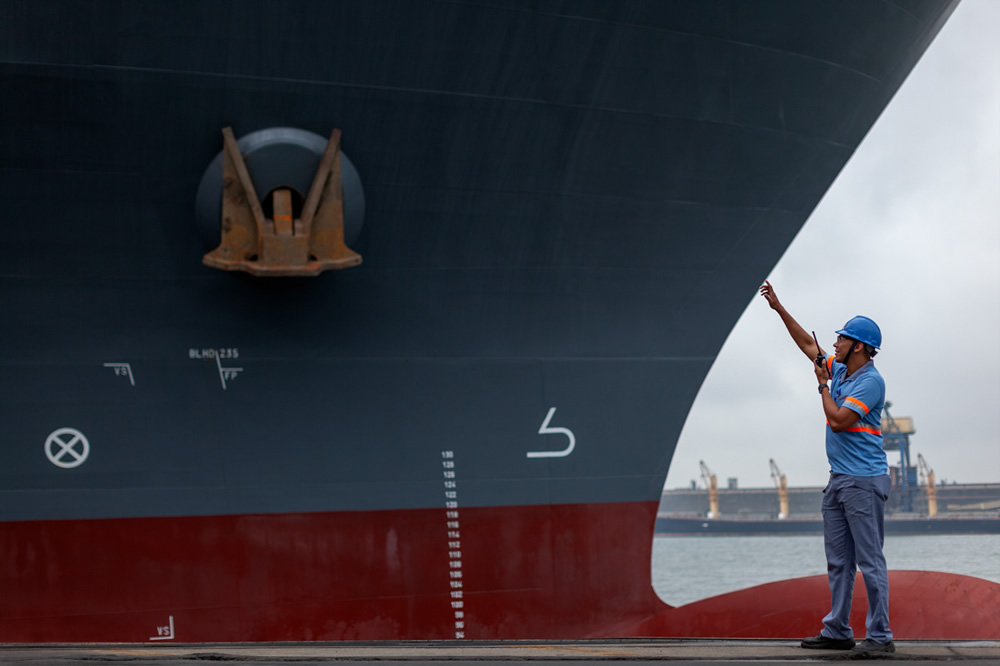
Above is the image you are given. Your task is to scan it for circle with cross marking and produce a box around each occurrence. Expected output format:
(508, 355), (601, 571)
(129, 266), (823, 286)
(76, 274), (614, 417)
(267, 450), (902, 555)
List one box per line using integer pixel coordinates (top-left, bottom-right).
(45, 428), (90, 469)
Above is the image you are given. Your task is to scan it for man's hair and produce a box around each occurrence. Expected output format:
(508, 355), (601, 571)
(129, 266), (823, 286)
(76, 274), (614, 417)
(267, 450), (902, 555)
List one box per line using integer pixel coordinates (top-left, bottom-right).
(847, 338), (878, 358)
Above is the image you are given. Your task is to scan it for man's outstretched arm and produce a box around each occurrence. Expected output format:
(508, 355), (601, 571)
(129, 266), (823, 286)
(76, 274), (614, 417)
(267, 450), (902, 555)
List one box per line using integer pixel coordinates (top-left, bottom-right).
(760, 280), (824, 361)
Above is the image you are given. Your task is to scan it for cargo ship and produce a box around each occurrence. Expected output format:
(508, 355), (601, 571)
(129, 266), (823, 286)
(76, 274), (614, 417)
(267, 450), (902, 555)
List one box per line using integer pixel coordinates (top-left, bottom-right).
(657, 514), (1000, 536)
(2, 0), (997, 643)
(658, 509), (1000, 536)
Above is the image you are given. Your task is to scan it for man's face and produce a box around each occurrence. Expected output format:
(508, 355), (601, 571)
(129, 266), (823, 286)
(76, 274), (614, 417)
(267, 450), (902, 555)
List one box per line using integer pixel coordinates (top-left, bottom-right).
(833, 334), (857, 362)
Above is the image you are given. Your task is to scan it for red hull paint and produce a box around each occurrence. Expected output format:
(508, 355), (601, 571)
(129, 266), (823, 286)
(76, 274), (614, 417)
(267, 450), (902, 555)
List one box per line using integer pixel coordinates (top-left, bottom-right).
(2, 502), (998, 642)
(626, 571), (1000, 640)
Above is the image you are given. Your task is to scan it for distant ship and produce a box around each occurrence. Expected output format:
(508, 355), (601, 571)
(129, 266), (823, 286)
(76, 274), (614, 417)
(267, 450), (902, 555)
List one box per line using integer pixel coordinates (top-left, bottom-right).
(657, 514), (1000, 537)
(659, 467), (1000, 535)
(2, 0), (997, 643)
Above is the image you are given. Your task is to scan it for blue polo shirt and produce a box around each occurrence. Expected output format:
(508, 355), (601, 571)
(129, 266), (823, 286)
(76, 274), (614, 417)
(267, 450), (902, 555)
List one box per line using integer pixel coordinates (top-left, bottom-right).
(823, 354), (888, 477)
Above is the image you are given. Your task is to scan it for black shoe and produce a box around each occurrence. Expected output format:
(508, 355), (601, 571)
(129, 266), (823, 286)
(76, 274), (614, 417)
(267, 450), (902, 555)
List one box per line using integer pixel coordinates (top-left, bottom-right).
(852, 638), (896, 656)
(800, 634), (856, 650)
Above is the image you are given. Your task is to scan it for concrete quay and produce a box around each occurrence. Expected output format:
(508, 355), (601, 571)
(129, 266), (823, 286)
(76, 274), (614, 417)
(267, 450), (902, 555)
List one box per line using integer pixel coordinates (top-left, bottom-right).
(1, 639), (999, 663)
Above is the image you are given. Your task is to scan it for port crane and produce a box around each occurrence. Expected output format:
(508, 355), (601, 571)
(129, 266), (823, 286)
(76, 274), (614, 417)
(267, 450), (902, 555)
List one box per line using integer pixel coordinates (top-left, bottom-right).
(882, 402), (916, 511)
(698, 460), (719, 519)
(917, 453), (938, 517)
(769, 458), (789, 519)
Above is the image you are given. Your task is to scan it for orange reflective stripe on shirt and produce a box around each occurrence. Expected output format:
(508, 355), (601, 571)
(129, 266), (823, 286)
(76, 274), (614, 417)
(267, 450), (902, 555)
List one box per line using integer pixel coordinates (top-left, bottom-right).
(844, 396), (870, 414)
(846, 425), (882, 435)
(826, 355), (834, 373)
(826, 420), (881, 435)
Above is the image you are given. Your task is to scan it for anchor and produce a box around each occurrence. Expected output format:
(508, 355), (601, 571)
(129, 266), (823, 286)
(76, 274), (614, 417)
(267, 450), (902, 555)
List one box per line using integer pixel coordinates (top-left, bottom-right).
(203, 127), (362, 276)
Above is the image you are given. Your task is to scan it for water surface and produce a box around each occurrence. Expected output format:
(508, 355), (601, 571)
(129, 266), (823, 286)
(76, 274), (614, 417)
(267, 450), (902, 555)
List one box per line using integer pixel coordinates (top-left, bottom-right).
(651, 534), (1000, 606)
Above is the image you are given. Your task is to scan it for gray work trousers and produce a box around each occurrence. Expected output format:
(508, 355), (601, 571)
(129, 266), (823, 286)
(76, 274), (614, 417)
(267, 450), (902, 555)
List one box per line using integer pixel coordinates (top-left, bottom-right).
(820, 472), (893, 643)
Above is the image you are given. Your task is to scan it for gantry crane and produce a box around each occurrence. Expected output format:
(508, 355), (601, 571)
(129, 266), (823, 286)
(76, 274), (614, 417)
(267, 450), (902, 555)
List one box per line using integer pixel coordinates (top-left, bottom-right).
(698, 460), (719, 519)
(769, 458), (789, 519)
(917, 453), (938, 517)
(882, 403), (916, 511)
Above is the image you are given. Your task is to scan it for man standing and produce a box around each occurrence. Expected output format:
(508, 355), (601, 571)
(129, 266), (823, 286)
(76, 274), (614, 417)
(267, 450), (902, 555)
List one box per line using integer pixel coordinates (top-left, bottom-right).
(760, 280), (894, 655)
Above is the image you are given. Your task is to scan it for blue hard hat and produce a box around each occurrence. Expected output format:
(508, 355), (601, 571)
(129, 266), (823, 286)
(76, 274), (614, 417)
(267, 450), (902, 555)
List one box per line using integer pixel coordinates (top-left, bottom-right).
(836, 316), (881, 349)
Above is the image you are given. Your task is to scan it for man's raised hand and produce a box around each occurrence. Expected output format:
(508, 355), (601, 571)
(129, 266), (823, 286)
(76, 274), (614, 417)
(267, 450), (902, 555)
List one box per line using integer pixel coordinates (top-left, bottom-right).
(760, 280), (781, 310)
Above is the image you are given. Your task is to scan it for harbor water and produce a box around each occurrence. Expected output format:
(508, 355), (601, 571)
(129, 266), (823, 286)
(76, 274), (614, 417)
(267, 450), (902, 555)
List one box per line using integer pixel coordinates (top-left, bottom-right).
(651, 534), (1000, 607)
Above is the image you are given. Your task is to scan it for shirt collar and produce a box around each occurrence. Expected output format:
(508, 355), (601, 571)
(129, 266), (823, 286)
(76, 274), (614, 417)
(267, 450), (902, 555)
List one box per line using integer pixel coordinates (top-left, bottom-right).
(844, 359), (874, 381)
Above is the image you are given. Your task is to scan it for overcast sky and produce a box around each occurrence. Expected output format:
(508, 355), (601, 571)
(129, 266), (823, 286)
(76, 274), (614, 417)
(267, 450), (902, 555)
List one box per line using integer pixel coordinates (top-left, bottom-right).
(666, 0), (1000, 491)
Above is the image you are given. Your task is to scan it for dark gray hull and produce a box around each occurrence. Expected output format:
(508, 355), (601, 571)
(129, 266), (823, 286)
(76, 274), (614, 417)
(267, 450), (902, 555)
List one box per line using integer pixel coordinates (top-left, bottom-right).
(1, 0), (973, 642)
